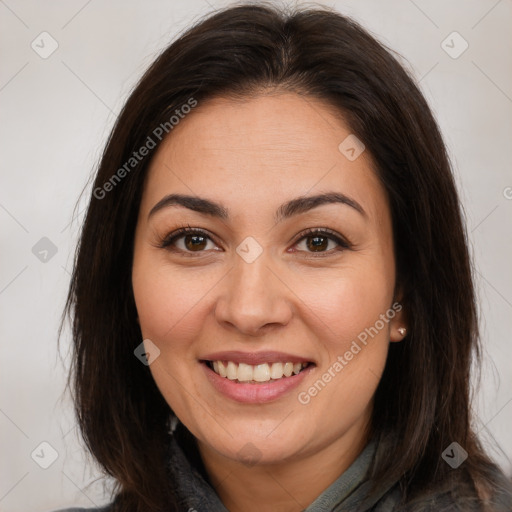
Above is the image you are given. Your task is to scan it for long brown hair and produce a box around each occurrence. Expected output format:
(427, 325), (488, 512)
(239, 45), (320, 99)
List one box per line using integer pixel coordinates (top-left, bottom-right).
(62, 3), (510, 510)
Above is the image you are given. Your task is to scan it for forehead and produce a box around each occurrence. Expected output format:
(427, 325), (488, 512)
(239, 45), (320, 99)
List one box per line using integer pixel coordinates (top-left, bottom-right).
(141, 93), (388, 223)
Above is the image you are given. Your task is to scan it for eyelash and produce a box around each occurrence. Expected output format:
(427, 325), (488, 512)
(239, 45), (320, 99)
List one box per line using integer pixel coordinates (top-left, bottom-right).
(159, 224), (352, 257)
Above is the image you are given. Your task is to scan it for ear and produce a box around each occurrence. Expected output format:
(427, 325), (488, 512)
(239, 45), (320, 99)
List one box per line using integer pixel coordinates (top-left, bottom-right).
(389, 289), (408, 343)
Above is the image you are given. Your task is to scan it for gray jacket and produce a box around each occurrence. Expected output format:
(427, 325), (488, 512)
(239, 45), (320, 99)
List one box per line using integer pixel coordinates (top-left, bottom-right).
(52, 433), (512, 512)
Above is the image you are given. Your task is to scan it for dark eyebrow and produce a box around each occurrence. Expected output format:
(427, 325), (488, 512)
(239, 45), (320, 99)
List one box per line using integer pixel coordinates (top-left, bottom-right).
(276, 192), (366, 221)
(149, 194), (229, 219)
(148, 192), (366, 222)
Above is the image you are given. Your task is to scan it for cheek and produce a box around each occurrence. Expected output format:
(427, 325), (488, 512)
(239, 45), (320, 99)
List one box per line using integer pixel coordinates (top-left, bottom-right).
(132, 258), (217, 345)
(131, 255), (216, 416)
(294, 264), (393, 349)
(291, 261), (393, 410)
(293, 286), (391, 434)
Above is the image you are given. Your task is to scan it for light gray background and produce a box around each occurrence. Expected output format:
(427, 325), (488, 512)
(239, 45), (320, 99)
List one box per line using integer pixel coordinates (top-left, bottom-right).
(1, 0), (511, 510)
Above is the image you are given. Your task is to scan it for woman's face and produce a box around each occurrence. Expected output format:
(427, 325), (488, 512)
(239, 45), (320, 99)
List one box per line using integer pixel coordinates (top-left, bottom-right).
(132, 92), (405, 466)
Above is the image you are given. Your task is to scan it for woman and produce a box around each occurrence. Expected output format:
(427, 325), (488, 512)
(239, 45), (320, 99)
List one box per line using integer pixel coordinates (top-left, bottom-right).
(57, 2), (512, 511)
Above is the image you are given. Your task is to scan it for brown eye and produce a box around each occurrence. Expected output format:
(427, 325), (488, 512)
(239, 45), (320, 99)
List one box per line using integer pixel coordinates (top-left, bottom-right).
(294, 228), (351, 255)
(183, 234), (208, 251)
(160, 227), (217, 253)
(305, 235), (330, 252)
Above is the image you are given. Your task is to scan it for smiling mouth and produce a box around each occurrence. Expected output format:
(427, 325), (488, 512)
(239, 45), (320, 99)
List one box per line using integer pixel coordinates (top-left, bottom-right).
(203, 360), (314, 384)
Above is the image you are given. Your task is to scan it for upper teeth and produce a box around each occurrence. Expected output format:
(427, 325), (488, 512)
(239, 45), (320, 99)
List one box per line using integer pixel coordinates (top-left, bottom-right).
(211, 361), (307, 382)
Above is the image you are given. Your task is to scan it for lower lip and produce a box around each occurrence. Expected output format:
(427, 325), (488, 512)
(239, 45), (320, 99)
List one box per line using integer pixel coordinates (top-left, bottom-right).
(202, 362), (313, 404)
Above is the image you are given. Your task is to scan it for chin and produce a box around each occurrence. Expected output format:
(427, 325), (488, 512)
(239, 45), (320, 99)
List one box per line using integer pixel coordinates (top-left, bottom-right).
(194, 417), (318, 466)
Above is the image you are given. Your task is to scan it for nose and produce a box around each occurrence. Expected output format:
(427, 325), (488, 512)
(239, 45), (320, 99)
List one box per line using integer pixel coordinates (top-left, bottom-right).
(214, 250), (293, 336)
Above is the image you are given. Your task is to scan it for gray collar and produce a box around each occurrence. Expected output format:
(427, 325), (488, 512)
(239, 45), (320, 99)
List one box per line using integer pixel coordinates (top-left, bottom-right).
(167, 432), (398, 511)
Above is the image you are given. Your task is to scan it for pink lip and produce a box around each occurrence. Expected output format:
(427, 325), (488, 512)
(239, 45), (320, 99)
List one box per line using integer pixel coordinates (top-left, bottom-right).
(201, 350), (313, 365)
(201, 361), (314, 404)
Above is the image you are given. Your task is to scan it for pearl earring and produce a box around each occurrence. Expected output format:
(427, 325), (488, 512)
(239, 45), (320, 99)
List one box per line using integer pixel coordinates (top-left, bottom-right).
(397, 327), (407, 337)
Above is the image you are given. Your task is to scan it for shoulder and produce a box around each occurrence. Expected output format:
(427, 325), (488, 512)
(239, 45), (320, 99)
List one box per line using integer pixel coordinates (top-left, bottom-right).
(368, 466), (512, 512)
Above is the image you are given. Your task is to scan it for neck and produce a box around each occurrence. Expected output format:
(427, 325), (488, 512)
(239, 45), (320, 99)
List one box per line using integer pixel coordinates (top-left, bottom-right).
(196, 420), (370, 512)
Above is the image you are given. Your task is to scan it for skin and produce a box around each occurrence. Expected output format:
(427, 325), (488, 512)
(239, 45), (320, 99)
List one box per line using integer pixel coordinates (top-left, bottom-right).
(132, 91), (407, 512)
